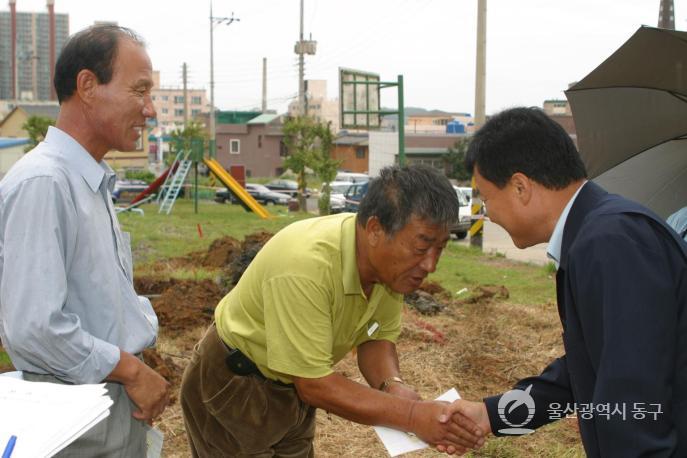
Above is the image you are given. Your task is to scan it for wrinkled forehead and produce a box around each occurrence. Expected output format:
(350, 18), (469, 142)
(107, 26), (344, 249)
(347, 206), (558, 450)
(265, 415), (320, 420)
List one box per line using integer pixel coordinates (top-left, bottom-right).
(400, 214), (450, 242)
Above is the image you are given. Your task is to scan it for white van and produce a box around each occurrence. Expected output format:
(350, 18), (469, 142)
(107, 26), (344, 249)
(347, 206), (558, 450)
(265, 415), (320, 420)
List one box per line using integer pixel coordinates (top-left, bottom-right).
(451, 186), (472, 239)
(457, 187), (472, 206)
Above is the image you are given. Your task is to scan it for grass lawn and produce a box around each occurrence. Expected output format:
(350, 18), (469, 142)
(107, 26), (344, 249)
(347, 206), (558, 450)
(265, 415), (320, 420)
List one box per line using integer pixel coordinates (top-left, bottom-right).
(0, 349), (11, 369)
(431, 243), (557, 306)
(119, 198), (310, 264)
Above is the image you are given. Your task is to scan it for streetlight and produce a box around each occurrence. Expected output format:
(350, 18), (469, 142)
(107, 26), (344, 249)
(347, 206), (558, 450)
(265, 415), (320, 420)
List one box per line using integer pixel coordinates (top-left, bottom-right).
(209, 1), (239, 157)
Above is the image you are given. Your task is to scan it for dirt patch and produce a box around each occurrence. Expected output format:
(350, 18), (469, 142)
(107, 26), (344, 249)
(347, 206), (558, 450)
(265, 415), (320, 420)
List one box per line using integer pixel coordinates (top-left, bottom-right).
(151, 279), (223, 332)
(202, 236), (242, 268)
(462, 284), (510, 304)
(242, 231), (273, 250)
(418, 280), (449, 297)
(134, 277), (181, 296)
(218, 231), (274, 291)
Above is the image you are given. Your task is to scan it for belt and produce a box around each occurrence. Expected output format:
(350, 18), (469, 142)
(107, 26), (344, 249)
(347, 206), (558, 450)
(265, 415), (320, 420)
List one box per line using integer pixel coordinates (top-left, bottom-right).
(220, 336), (292, 388)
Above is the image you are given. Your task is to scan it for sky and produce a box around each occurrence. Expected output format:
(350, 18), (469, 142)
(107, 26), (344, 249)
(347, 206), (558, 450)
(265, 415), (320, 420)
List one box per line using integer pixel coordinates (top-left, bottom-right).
(8, 0), (685, 116)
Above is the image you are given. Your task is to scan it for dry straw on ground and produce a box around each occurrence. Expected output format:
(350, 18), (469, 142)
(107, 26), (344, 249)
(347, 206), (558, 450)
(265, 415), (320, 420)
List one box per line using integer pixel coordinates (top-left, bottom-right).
(149, 276), (582, 456)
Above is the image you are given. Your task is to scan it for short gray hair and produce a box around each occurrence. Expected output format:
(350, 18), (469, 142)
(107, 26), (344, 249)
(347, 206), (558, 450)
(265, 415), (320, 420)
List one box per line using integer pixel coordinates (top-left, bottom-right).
(357, 165), (459, 235)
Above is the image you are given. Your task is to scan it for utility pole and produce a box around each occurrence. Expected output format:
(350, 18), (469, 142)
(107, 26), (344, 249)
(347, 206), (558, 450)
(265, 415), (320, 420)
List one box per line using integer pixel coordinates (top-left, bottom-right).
(10, 0), (17, 101)
(470, 0), (487, 249)
(298, 0), (305, 115)
(474, 0), (487, 129)
(47, 0), (57, 100)
(209, 1), (239, 157)
(294, 0), (316, 116)
(182, 62), (189, 127)
(209, 2), (216, 156)
(262, 57), (267, 113)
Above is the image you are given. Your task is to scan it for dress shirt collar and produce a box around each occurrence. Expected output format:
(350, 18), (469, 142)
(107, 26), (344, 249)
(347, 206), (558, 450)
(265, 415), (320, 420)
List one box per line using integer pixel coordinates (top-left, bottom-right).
(44, 126), (116, 193)
(547, 181), (587, 268)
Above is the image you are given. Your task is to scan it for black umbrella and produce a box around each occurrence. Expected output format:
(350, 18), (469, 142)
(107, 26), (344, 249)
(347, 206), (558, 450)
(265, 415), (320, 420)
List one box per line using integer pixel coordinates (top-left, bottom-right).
(566, 26), (687, 218)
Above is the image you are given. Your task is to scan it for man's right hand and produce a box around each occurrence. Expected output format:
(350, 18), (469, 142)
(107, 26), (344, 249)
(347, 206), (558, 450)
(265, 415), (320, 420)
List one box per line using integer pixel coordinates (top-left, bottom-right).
(107, 350), (170, 422)
(408, 400), (486, 454)
(436, 400), (492, 454)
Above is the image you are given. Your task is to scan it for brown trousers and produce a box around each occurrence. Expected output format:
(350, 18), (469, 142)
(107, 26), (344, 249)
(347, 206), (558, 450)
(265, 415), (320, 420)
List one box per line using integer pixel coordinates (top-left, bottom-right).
(180, 324), (316, 457)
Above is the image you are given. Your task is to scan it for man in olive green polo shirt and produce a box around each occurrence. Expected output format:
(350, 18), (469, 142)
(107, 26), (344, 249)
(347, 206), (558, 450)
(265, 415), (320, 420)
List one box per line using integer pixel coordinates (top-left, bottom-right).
(180, 165), (486, 457)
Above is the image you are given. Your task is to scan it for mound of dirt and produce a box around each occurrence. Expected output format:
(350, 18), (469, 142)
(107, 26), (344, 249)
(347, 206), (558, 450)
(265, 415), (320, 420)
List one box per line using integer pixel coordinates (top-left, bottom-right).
(463, 284), (510, 304)
(134, 277), (180, 296)
(242, 231), (273, 251)
(202, 236), (242, 268)
(151, 279), (224, 332)
(418, 280), (448, 296)
(219, 231), (274, 290)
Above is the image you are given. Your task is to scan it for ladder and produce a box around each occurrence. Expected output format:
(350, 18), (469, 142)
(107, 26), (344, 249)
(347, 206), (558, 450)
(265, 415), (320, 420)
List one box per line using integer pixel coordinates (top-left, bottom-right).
(156, 150), (183, 205)
(158, 151), (192, 214)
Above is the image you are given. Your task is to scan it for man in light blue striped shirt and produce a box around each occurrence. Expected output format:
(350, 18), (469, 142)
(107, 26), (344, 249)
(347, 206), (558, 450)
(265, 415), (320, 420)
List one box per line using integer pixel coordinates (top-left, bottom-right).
(0, 25), (169, 456)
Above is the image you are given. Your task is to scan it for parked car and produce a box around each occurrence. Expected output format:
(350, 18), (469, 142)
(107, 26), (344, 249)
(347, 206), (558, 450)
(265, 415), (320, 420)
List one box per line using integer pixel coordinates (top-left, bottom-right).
(322, 181), (353, 214)
(264, 179), (311, 198)
(112, 180), (148, 203)
(451, 187), (472, 239)
(455, 186), (487, 215)
(215, 183), (291, 205)
(335, 172), (369, 184)
(457, 187), (472, 206)
(343, 181), (369, 212)
(341, 182), (471, 238)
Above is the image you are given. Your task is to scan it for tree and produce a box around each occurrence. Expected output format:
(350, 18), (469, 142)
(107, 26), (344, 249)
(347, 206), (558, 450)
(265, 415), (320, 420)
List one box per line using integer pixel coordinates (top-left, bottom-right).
(282, 116), (338, 212)
(22, 115), (55, 152)
(169, 121), (207, 164)
(124, 169), (156, 183)
(311, 127), (341, 215)
(444, 137), (471, 181)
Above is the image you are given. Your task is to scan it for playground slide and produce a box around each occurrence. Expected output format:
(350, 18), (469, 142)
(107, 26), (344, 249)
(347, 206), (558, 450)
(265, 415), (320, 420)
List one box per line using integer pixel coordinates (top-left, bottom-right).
(130, 162), (179, 205)
(203, 158), (271, 219)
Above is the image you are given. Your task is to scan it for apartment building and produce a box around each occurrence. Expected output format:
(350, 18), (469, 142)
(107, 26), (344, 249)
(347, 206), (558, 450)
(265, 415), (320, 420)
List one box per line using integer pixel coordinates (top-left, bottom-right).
(151, 71), (209, 133)
(0, 1), (69, 101)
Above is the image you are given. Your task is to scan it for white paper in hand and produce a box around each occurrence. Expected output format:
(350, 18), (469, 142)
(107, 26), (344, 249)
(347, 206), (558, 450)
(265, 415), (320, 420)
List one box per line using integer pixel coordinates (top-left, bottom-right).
(373, 388), (460, 457)
(146, 425), (164, 458)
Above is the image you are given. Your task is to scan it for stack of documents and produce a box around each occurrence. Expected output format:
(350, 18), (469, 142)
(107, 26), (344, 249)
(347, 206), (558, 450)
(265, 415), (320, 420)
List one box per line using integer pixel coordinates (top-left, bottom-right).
(374, 388), (461, 457)
(0, 376), (113, 457)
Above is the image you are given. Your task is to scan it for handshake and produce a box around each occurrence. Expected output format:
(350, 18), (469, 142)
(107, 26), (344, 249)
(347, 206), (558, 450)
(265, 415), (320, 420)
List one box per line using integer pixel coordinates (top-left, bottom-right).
(406, 398), (492, 455)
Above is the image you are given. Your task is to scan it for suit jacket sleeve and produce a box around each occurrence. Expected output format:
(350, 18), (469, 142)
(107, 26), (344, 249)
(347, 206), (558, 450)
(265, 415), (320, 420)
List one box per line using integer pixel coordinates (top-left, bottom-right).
(484, 355), (574, 435)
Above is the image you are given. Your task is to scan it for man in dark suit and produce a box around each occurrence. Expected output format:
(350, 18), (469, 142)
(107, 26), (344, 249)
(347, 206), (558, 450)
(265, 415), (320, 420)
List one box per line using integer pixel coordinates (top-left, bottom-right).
(448, 107), (687, 456)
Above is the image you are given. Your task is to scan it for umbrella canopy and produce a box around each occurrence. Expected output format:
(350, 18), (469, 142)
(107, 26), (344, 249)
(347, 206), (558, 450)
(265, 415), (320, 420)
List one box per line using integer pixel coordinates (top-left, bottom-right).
(566, 26), (687, 218)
